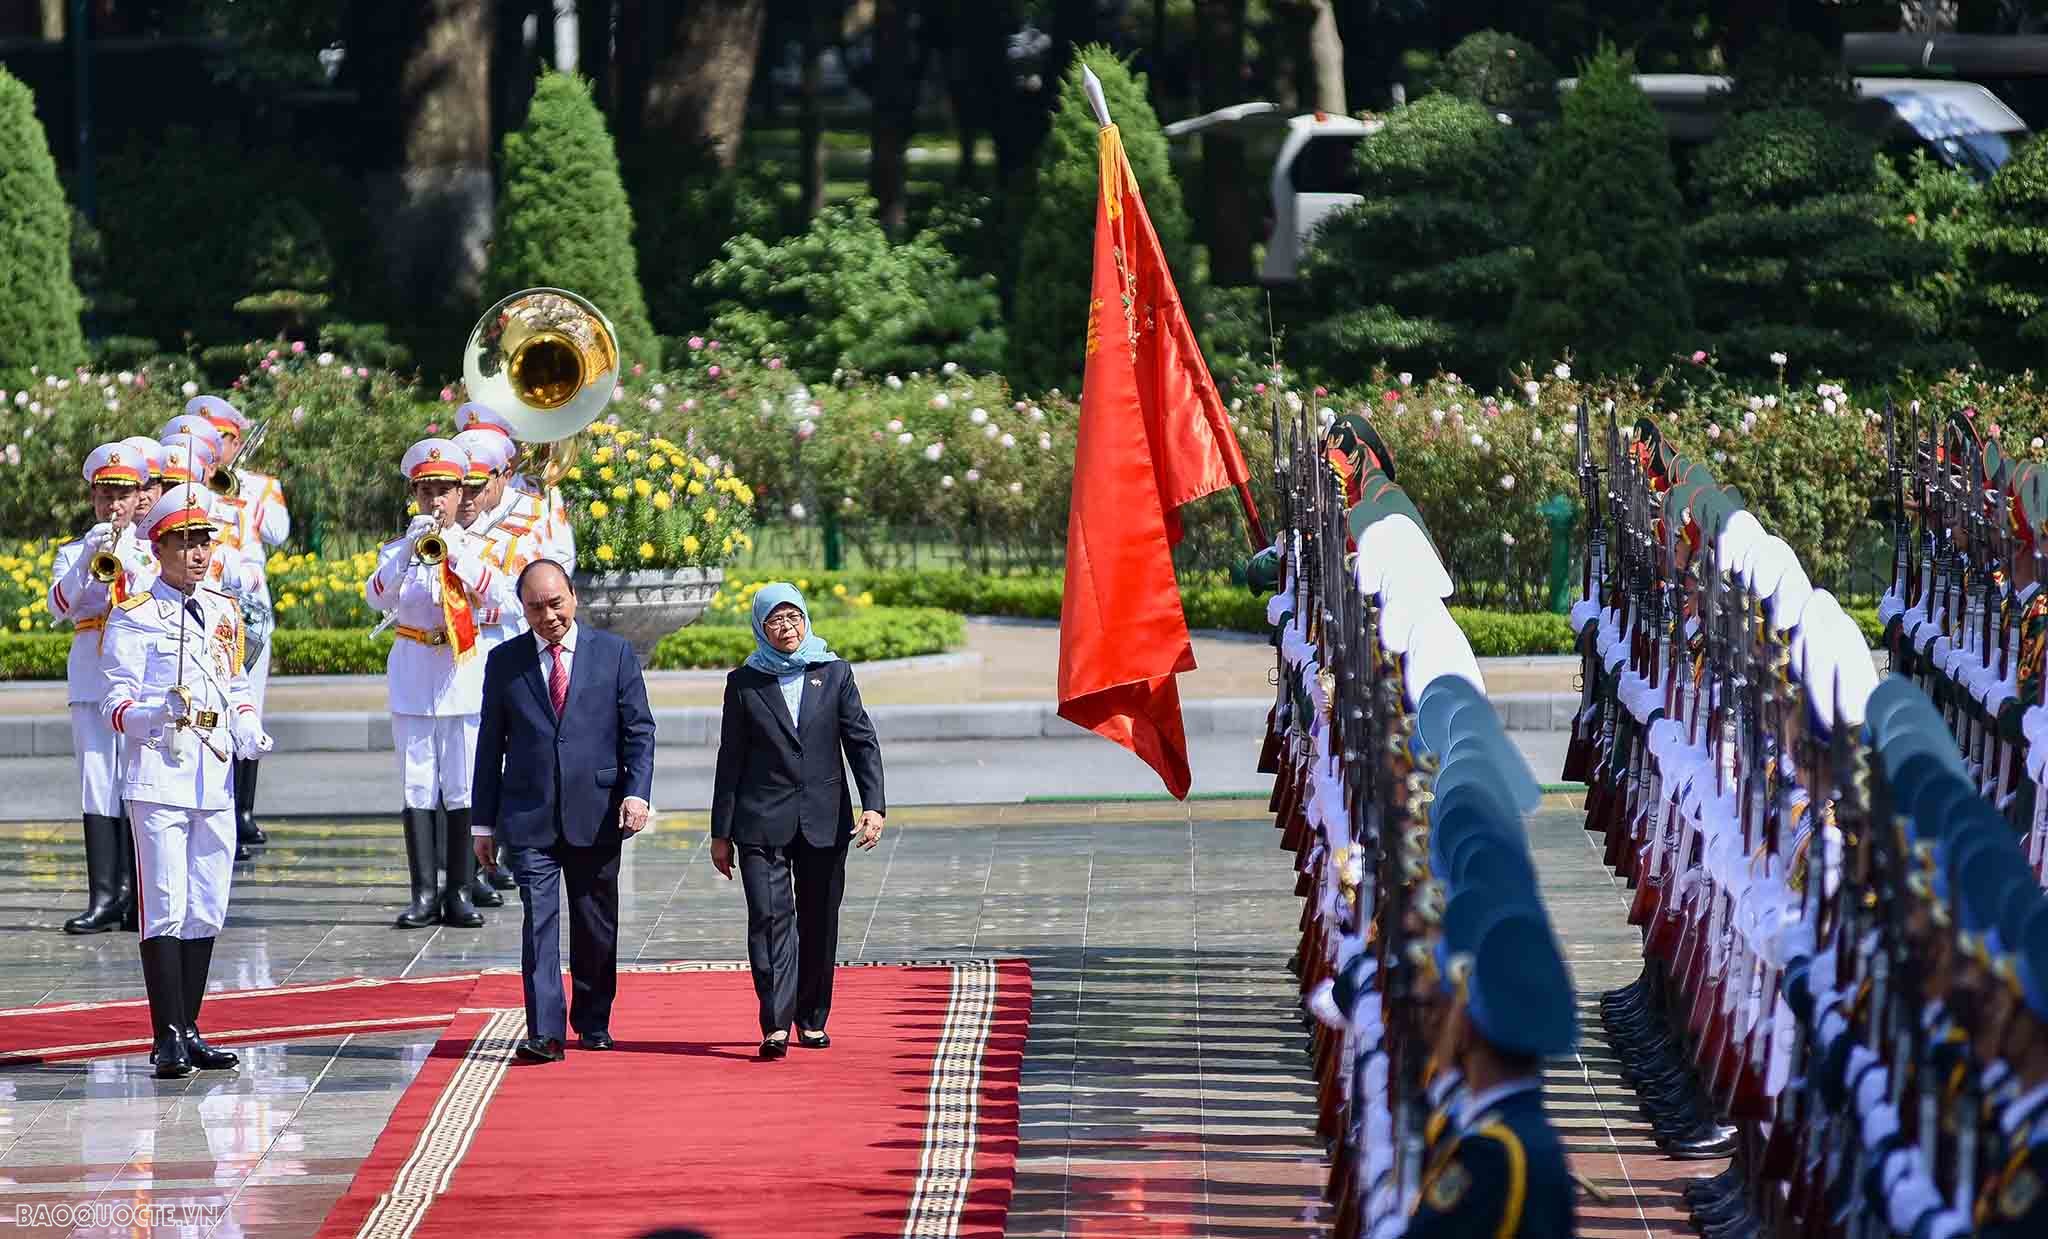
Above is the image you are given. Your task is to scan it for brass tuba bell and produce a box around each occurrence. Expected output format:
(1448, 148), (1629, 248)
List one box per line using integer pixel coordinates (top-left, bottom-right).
(208, 465), (238, 498)
(463, 288), (620, 484)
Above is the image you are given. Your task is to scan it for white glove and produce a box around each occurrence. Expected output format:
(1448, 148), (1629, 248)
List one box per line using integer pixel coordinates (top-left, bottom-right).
(407, 513), (439, 538)
(83, 522), (114, 550)
(229, 711), (273, 760)
(123, 701), (173, 742)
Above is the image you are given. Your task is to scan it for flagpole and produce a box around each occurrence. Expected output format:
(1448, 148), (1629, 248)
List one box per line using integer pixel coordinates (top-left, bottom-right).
(1081, 67), (1270, 553)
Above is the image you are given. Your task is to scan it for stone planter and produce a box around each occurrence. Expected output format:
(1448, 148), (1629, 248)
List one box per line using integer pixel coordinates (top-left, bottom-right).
(571, 567), (724, 662)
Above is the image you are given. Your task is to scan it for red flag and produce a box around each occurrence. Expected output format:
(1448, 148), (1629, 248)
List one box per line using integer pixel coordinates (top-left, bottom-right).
(1057, 107), (1256, 799)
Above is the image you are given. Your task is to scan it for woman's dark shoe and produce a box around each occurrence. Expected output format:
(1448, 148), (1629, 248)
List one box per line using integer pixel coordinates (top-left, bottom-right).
(797, 1030), (831, 1049)
(759, 1034), (789, 1060)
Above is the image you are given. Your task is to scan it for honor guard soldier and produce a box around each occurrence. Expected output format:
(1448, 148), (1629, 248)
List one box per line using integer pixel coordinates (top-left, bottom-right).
(180, 397), (288, 853)
(1409, 909), (1577, 1239)
(365, 439), (518, 929)
(451, 430), (528, 900)
(1978, 902), (2048, 1237)
(101, 483), (272, 1079)
(458, 402), (575, 570)
(49, 443), (160, 933)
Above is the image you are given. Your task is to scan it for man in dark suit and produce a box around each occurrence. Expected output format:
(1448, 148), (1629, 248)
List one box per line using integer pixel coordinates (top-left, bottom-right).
(711, 586), (886, 1058)
(472, 559), (656, 1062)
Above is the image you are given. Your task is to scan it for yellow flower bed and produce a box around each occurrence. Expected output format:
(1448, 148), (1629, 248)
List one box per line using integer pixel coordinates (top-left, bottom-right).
(567, 424), (757, 572)
(702, 575), (875, 627)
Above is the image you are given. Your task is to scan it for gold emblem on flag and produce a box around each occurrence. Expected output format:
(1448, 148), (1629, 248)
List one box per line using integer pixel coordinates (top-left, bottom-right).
(1086, 298), (1103, 357)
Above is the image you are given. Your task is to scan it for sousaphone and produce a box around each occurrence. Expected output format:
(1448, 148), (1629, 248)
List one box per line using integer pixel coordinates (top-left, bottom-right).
(463, 287), (620, 485)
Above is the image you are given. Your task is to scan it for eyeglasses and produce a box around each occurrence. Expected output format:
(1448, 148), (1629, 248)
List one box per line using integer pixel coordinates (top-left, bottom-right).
(763, 614), (805, 632)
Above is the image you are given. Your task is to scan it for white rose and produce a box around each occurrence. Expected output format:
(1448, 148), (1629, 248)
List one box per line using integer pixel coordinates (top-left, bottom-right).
(1747, 395), (1763, 412)
(1009, 481), (1023, 495)
(1000, 433), (1016, 448)
(788, 502), (808, 520)
(1030, 408), (1045, 422)
(1822, 398), (1837, 415)
(1553, 363), (1571, 381)
(1038, 434), (1053, 450)
(1499, 474), (1516, 491)
(1502, 532), (1516, 547)
(930, 393), (951, 409)
(317, 352), (334, 366)
(940, 475), (955, 489)
(1523, 380), (1541, 400)
(886, 374), (903, 390)
(898, 432), (914, 445)
(1398, 372), (1414, 387)
(984, 424), (999, 440)
(969, 407), (989, 425)
(942, 362), (959, 375)
(1531, 428), (1543, 444)
(117, 371), (134, 386)
(1769, 352), (1787, 367)
(887, 419), (904, 433)
(965, 469), (981, 482)
(181, 381), (199, 397)
(924, 443), (944, 462)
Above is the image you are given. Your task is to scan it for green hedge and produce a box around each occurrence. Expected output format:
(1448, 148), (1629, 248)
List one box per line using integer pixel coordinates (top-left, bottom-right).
(0, 606), (965, 681)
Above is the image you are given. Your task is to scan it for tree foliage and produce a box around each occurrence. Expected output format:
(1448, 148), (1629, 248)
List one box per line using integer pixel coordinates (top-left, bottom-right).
(1510, 44), (1691, 377)
(699, 198), (1006, 378)
(1292, 93), (1533, 385)
(1967, 133), (2048, 374)
(484, 71), (660, 370)
(1007, 47), (1191, 397)
(0, 66), (84, 386)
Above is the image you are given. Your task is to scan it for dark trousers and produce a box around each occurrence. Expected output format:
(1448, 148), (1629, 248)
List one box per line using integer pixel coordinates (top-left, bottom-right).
(506, 836), (621, 1042)
(737, 835), (848, 1035)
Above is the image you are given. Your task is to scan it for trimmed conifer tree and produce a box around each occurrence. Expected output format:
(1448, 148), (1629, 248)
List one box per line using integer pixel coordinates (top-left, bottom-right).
(1969, 135), (2048, 374)
(1510, 45), (1691, 377)
(1293, 93), (1533, 385)
(1008, 47), (1191, 397)
(0, 66), (85, 386)
(484, 71), (660, 369)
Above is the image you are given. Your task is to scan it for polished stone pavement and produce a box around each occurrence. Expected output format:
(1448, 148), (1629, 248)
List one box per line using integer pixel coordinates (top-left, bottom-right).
(0, 797), (1693, 1238)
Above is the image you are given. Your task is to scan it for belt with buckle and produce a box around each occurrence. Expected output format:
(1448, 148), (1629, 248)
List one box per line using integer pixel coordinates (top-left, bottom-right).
(395, 624), (449, 647)
(71, 615), (105, 634)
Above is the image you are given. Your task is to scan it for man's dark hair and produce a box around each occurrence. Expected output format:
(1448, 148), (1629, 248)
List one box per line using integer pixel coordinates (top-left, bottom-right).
(516, 557), (575, 602)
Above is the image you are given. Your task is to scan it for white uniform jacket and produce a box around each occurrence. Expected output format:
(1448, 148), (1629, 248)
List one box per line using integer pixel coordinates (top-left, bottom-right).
(211, 468), (289, 604)
(48, 529), (161, 703)
(100, 582), (254, 811)
(364, 527), (518, 716)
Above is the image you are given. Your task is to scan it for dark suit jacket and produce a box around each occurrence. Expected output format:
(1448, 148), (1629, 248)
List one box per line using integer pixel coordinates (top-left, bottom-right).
(473, 625), (656, 849)
(711, 659), (885, 848)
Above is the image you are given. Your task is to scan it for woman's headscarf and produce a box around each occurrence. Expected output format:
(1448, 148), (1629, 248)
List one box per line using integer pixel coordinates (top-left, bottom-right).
(745, 582), (837, 675)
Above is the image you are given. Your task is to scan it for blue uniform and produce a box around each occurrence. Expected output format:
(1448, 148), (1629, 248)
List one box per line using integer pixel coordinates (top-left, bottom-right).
(1410, 1081), (1574, 1239)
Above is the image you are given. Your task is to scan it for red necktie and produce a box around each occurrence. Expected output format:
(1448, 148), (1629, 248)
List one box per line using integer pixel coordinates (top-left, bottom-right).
(548, 644), (568, 716)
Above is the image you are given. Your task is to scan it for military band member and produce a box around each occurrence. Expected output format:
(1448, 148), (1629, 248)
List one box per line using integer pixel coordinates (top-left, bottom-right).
(183, 396), (288, 853)
(453, 429), (525, 899)
(100, 483), (272, 1079)
(365, 439), (517, 929)
(1409, 909), (1577, 1239)
(49, 443), (159, 934)
(458, 402), (576, 571)
(121, 436), (164, 513)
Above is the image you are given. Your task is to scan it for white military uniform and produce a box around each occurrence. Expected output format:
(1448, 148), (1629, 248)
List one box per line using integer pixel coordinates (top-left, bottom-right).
(457, 403), (577, 571)
(365, 440), (519, 811)
(453, 430), (530, 653)
(47, 445), (160, 818)
(102, 573), (262, 941)
(185, 395), (290, 711)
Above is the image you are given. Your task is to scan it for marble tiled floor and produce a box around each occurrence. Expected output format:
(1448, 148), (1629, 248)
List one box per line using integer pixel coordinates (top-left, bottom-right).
(0, 798), (1701, 1238)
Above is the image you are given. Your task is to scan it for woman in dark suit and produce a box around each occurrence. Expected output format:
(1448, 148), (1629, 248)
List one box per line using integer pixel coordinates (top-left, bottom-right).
(710, 583), (886, 1059)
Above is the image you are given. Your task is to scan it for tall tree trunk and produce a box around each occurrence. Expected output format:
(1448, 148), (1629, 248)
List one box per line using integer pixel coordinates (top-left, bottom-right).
(39, 0), (65, 38)
(1307, 0), (1345, 114)
(799, 0), (827, 218)
(870, 0), (912, 234)
(348, 0), (495, 314)
(1197, 0), (1253, 286)
(580, 0), (614, 115)
(643, 0), (769, 167)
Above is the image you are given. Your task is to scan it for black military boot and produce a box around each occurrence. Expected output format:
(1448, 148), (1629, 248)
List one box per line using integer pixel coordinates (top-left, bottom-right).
(395, 809), (440, 929)
(440, 808), (484, 928)
(487, 844), (517, 891)
(235, 758), (267, 846)
(64, 815), (127, 934)
(178, 936), (240, 1070)
(115, 816), (137, 932)
(139, 936), (195, 1079)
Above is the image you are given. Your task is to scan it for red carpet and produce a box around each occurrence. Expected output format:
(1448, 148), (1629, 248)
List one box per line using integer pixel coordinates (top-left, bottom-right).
(314, 960), (1030, 1239)
(0, 971), (486, 1066)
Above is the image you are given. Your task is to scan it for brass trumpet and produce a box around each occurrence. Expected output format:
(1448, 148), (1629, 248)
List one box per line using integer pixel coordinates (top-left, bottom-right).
(89, 549), (123, 584)
(414, 532), (448, 565)
(208, 465), (238, 498)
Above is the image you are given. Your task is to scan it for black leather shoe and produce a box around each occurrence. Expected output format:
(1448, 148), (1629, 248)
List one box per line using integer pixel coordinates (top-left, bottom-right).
(797, 1030), (831, 1049)
(514, 1037), (564, 1063)
(468, 872), (504, 908)
(182, 1028), (240, 1071)
(759, 1035), (788, 1060)
(487, 864), (516, 891)
(234, 841), (253, 863)
(578, 1031), (615, 1051)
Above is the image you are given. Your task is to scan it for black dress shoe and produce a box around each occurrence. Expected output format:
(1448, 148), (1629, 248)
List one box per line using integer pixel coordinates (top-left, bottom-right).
(759, 1035), (788, 1060)
(578, 1031), (615, 1051)
(487, 866), (517, 891)
(797, 1030), (831, 1049)
(234, 842), (253, 863)
(151, 1031), (195, 1080)
(514, 1037), (564, 1063)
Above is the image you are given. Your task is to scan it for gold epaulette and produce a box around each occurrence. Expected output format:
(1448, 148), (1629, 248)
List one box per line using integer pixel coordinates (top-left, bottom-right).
(116, 593), (151, 611)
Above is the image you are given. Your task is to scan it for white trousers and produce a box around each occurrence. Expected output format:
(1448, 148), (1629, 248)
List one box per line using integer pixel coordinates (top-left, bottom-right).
(71, 704), (123, 818)
(129, 802), (235, 939)
(393, 713), (478, 810)
(248, 637), (273, 716)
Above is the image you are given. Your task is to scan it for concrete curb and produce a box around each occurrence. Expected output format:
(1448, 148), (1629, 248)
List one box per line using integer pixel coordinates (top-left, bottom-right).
(0, 692), (1582, 757)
